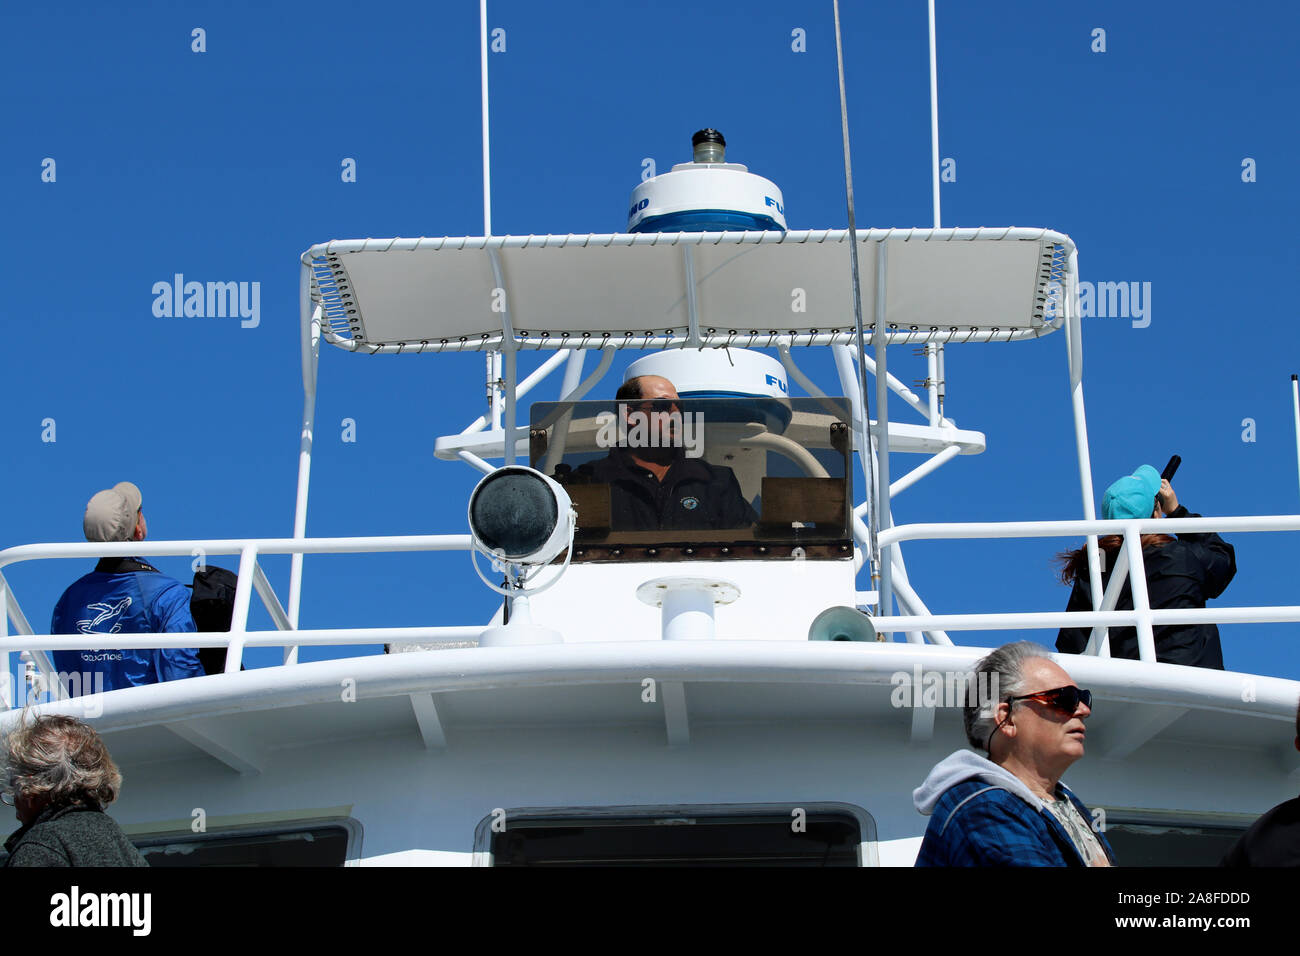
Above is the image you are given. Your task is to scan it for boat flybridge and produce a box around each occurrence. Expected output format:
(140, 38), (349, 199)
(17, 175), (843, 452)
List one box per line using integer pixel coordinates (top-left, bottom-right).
(4, 130), (1300, 868)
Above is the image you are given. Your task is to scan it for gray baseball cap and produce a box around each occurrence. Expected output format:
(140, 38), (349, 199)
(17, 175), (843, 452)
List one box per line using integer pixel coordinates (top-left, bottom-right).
(83, 482), (143, 542)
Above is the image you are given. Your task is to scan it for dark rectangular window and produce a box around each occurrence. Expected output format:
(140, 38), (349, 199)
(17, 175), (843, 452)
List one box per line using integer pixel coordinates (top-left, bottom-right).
(489, 809), (863, 866)
(1102, 821), (1245, 867)
(133, 823), (355, 867)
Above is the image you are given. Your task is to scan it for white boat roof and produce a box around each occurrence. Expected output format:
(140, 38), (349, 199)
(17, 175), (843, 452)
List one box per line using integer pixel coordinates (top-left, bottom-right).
(303, 227), (1072, 354)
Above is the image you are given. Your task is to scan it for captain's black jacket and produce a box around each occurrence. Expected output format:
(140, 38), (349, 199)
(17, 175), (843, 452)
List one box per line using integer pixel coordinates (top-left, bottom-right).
(573, 448), (758, 532)
(1056, 505), (1236, 669)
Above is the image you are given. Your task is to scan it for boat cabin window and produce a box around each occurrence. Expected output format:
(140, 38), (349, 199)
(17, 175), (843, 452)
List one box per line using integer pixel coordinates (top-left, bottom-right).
(129, 820), (358, 867)
(481, 804), (869, 866)
(1100, 819), (1246, 866)
(530, 396), (852, 562)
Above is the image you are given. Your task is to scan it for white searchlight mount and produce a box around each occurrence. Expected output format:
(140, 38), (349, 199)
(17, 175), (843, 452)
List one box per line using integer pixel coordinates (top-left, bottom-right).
(467, 465), (576, 647)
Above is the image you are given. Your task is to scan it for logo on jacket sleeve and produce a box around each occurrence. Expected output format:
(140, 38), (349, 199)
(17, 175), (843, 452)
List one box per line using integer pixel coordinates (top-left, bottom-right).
(76, 597), (132, 635)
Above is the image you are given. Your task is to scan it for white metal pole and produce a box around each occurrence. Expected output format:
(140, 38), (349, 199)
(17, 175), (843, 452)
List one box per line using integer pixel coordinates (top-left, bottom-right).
(927, 0), (949, 432)
(541, 346), (617, 475)
(926, 344), (939, 425)
(928, 0), (941, 230)
(873, 246), (894, 635)
(936, 340), (946, 419)
(832, 0), (881, 607)
(480, 0), (492, 238)
(0, 576), (10, 710)
(487, 351), (501, 429)
(535, 349), (588, 474)
(1292, 374), (1300, 503)
(462, 349), (570, 436)
(287, 292), (322, 663)
(889, 444), (960, 498)
(224, 546), (258, 673)
(504, 347), (517, 466)
(1063, 252), (1104, 618)
(889, 550), (953, 645)
(847, 344), (930, 419)
(1123, 527), (1158, 662)
(479, 4), (502, 447)
(833, 344), (874, 535)
(559, 348), (586, 399)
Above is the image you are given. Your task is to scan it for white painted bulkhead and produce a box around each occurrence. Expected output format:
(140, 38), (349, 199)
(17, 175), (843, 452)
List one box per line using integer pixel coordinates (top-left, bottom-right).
(8, 642), (1294, 866)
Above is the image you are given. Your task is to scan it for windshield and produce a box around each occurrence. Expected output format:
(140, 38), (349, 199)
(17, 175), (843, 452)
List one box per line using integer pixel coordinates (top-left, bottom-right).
(529, 396), (852, 562)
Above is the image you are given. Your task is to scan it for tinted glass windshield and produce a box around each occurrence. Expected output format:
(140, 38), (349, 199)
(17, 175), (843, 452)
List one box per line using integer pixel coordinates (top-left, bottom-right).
(529, 396), (852, 562)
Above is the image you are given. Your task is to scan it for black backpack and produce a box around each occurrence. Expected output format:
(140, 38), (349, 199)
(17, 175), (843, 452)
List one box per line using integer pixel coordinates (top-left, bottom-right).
(190, 566), (240, 675)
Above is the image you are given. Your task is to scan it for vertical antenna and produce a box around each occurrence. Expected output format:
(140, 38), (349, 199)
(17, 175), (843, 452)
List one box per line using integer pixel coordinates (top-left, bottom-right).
(928, 0), (947, 422)
(928, 0), (941, 230)
(832, 0), (881, 601)
(481, 0), (506, 466)
(480, 0), (492, 237)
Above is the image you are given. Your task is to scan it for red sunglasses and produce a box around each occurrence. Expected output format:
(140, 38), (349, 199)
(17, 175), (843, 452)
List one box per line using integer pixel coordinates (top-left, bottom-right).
(1008, 685), (1092, 716)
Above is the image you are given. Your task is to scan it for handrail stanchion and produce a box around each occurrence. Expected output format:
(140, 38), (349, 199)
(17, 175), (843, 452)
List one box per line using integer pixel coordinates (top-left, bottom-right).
(1083, 542), (1129, 658)
(1, 577), (10, 710)
(252, 563), (293, 633)
(225, 546), (258, 673)
(1123, 525), (1158, 662)
(0, 570), (63, 699)
(288, 302), (321, 655)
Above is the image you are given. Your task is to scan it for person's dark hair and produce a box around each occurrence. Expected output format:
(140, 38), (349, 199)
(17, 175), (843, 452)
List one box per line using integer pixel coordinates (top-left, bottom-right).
(615, 377), (645, 402)
(1056, 533), (1175, 586)
(1, 714), (122, 811)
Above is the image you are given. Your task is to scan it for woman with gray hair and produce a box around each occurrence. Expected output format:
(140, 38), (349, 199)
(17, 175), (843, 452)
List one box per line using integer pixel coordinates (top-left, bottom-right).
(911, 641), (1115, 866)
(2, 714), (147, 866)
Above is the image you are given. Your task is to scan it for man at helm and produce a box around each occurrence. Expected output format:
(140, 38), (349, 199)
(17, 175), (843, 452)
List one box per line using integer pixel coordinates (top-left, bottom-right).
(575, 375), (757, 532)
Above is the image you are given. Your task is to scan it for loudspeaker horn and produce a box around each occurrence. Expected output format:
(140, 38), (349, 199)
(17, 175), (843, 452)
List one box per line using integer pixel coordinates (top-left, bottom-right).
(808, 606), (877, 642)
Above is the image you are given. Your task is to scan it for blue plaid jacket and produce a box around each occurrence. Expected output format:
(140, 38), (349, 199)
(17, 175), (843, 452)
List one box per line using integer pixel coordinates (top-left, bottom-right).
(915, 778), (1116, 867)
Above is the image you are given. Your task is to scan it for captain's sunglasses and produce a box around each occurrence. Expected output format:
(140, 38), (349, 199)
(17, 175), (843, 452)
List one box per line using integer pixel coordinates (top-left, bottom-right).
(627, 400), (680, 414)
(1007, 685), (1092, 716)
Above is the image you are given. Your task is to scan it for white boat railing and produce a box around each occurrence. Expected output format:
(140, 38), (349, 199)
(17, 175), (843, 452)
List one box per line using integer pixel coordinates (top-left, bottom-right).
(0, 535), (476, 706)
(0, 515), (1294, 708)
(872, 515), (1300, 661)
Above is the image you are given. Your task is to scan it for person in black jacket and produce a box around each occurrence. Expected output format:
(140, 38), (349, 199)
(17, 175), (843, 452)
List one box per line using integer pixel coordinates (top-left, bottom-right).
(1056, 464), (1235, 669)
(2, 714), (147, 867)
(572, 375), (757, 532)
(1221, 698), (1300, 866)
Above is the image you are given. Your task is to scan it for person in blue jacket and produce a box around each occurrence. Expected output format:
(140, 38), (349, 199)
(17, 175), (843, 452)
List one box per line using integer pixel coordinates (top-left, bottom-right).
(49, 482), (204, 694)
(913, 642), (1116, 866)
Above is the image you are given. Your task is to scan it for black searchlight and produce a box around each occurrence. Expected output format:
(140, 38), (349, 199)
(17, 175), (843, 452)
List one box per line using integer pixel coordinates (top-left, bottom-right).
(467, 466), (575, 647)
(468, 466), (573, 567)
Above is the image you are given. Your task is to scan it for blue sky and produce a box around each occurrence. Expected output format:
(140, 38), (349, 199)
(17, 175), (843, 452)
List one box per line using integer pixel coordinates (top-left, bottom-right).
(2, 0), (1298, 681)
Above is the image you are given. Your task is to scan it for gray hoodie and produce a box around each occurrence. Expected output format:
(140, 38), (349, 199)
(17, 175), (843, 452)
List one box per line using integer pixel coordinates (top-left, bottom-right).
(913, 749), (1049, 816)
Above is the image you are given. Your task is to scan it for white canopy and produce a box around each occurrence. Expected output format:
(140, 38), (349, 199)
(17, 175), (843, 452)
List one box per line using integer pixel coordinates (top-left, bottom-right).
(302, 227), (1073, 353)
